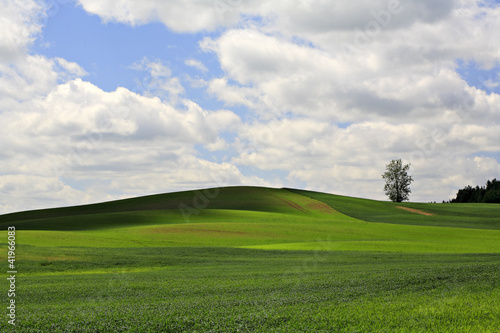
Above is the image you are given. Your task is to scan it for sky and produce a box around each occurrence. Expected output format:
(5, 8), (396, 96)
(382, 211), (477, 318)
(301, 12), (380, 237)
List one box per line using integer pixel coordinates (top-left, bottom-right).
(1, 0), (500, 213)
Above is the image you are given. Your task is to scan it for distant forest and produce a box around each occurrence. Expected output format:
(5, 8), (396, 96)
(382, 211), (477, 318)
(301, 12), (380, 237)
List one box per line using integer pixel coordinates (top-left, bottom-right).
(448, 178), (500, 203)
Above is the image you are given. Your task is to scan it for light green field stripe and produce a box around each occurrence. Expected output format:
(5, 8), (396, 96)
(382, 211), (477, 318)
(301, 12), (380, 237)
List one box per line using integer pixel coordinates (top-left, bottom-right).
(241, 239), (500, 254)
(3, 214), (500, 253)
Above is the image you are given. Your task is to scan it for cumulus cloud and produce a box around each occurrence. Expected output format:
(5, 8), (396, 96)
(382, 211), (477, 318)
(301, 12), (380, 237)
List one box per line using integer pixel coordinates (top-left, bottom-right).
(76, 0), (256, 32)
(0, 0), (44, 62)
(75, 0), (458, 34)
(0, 175), (86, 214)
(3, 77), (242, 169)
(2, 0), (500, 213)
(0, 1), (87, 110)
(0, 1), (254, 214)
(202, 25), (500, 125)
(262, 0), (456, 38)
(0, 76), (251, 213)
(130, 58), (185, 104)
(74, 0), (500, 124)
(0, 56), (86, 101)
(231, 117), (500, 201)
(198, 1), (500, 203)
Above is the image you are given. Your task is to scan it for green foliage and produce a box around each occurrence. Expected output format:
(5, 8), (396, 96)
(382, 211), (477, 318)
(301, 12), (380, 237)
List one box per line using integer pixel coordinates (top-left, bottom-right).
(451, 178), (500, 203)
(382, 159), (413, 202)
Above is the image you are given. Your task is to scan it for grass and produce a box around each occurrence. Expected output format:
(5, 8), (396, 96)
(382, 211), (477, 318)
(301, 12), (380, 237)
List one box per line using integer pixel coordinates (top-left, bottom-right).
(4, 207), (500, 253)
(289, 188), (500, 229)
(3, 247), (500, 332)
(0, 187), (333, 230)
(1, 186), (500, 331)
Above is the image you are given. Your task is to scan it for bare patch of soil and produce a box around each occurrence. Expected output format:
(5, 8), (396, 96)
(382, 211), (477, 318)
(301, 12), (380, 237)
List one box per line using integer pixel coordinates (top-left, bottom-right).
(396, 206), (434, 216)
(305, 201), (337, 214)
(276, 196), (309, 213)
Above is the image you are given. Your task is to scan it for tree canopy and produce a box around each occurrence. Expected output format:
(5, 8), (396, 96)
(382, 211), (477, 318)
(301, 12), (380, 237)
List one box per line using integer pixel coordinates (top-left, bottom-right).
(382, 159), (413, 202)
(449, 178), (500, 203)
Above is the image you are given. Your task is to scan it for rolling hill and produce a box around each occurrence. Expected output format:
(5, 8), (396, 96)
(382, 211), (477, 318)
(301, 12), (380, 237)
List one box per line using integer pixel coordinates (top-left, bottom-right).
(2, 186), (500, 253)
(2, 186), (500, 332)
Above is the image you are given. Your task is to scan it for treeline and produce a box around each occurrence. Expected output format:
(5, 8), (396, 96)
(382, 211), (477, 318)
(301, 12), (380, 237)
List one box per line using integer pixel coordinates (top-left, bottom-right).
(448, 178), (500, 203)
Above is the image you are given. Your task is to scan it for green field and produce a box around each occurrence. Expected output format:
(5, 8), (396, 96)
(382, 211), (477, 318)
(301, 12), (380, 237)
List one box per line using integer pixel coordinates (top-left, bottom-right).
(1, 186), (500, 332)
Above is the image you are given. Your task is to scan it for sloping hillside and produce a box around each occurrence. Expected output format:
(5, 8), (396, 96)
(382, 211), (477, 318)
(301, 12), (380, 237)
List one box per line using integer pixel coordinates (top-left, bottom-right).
(289, 188), (500, 230)
(1, 186), (500, 253)
(0, 187), (338, 230)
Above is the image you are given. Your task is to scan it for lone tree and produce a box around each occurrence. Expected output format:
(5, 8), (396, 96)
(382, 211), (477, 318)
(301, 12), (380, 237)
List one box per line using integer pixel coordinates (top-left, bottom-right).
(382, 159), (413, 202)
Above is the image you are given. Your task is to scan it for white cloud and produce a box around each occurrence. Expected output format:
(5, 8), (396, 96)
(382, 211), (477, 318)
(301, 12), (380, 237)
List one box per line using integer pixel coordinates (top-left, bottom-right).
(481, 72), (500, 90)
(17, 78), (240, 155)
(206, 78), (260, 109)
(0, 54), (88, 113)
(0, 2), (256, 214)
(0, 74), (249, 213)
(230, 116), (500, 202)
(75, 0), (458, 34)
(0, 0), (44, 62)
(195, 0), (500, 123)
(2, 0), (500, 213)
(0, 175), (87, 212)
(76, 0), (257, 32)
(0, 0), (87, 108)
(202, 27), (500, 126)
(54, 58), (88, 78)
(130, 58), (185, 104)
(185, 59), (208, 72)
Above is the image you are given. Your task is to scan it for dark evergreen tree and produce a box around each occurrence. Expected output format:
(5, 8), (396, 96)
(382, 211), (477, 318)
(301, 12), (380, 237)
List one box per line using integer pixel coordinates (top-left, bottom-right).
(483, 178), (500, 203)
(450, 178), (500, 203)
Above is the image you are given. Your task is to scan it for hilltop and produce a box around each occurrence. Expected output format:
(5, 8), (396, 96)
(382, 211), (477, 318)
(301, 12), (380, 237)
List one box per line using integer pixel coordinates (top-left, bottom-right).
(2, 186), (499, 230)
(1, 186), (499, 253)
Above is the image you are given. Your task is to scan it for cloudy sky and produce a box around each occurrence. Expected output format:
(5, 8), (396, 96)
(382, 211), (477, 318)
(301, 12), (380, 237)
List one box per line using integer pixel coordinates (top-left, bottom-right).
(1, 0), (500, 213)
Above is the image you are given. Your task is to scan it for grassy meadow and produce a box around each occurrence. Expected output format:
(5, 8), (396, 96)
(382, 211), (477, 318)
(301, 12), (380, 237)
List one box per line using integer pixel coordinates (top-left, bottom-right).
(1, 186), (500, 332)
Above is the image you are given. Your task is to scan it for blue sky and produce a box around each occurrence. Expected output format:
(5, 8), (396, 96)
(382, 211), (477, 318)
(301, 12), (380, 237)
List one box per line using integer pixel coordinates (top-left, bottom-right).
(33, 3), (219, 99)
(36, 3), (500, 117)
(31, 2), (245, 171)
(1, 0), (500, 213)
(457, 60), (500, 95)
